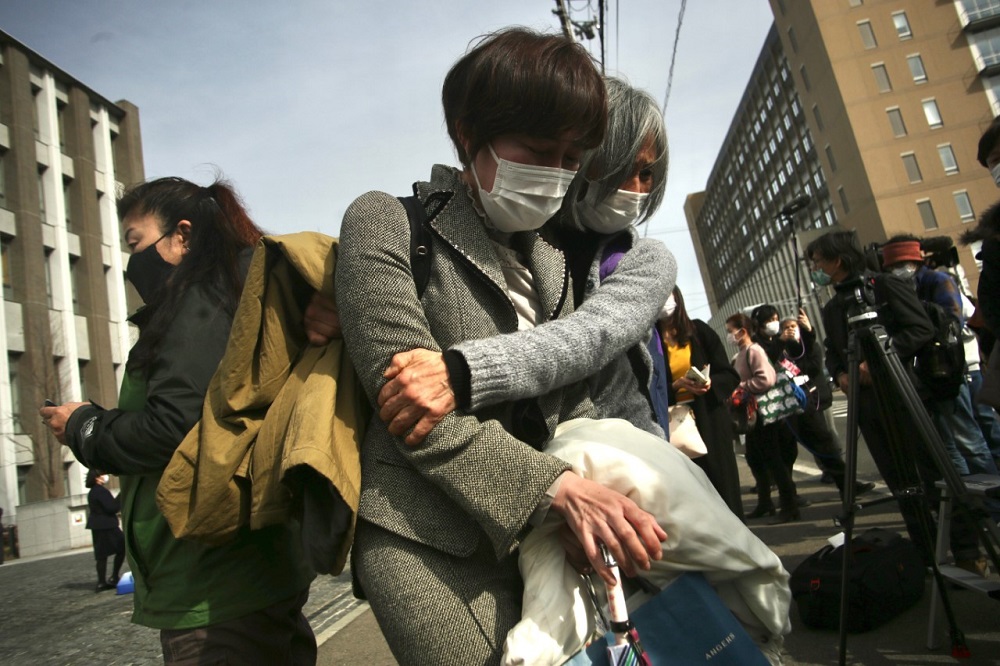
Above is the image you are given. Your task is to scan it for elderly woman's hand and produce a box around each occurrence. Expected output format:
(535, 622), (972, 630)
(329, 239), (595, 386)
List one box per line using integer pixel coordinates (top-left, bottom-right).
(551, 472), (666, 586)
(378, 348), (456, 445)
(39, 402), (88, 445)
(303, 292), (341, 346)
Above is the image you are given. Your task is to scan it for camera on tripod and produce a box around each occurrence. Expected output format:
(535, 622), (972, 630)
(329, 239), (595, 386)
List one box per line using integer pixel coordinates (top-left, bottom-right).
(864, 236), (960, 273)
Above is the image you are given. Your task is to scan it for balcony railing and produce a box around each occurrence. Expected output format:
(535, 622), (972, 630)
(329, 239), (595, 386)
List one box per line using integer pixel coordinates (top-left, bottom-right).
(963, 0), (1000, 31)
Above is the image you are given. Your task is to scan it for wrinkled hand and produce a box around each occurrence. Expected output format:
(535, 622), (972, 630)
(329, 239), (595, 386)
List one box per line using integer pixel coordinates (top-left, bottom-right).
(551, 472), (666, 586)
(379, 348), (456, 445)
(303, 292), (341, 346)
(557, 524), (592, 575)
(39, 402), (88, 444)
(673, 376), (711, 396)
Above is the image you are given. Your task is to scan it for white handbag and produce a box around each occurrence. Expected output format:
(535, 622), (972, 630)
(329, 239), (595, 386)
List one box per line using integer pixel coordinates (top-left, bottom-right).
(667, 403), (708, 459)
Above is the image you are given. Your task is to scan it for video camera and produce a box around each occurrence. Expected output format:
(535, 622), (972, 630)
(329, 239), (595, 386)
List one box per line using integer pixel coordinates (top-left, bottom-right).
(864, 236), (960, 273)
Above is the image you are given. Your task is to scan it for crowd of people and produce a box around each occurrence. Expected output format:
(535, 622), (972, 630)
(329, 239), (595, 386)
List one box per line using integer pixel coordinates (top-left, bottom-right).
(28, 24), (1000, 666)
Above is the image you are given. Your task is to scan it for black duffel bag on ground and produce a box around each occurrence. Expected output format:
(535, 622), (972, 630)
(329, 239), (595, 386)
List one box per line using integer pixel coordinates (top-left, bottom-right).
(789, 528), (925, 633)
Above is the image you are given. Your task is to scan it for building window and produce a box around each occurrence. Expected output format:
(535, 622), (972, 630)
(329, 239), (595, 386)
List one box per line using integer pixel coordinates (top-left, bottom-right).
(907, 54), (927, 83)
(917, 199), (938, 230)
(56, 100), (68, 152)
(1, 236), (12, 300)
(813, 105), (825, 131)
(902, 153), (922, 183)
(938, 144), (959, 174)
(17, 466), (28, 505)
(893, 11), (912, 40)
(44, 249), (54, 308)
(787, 27), (798, 53)
(923, 99), (943, 128)
(887, 107), (907, 137)
(825, 145), (838, 172)
(858, 21), (877, 49)
(849, 0), (863, 6)
(32, 86), (42, 140)
(69, 257), (81, 314)
(800, 65), (811, 91)
(0, 151), (6, 207)
(839, 186), (851, 214)
(37, 170), (47, 223)
(872, 63), (892, 92)
(954, 191), (975, 222)
(63, 179), (73, 231)
(8, 353), (22, 434)
(78, 360), (88, 402)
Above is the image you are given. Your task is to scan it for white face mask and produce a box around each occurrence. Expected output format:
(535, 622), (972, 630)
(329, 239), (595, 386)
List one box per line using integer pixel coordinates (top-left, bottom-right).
(891, 265), (917, 279)
(576, 185), (649, 234)
(991, 163), (1000, 188)
(471, 144), (575, 233)
(659, 294), (677, 321)
(99, 475), (110, 484)
(727, 331), (740, 345)
(763, 321), (780, 337)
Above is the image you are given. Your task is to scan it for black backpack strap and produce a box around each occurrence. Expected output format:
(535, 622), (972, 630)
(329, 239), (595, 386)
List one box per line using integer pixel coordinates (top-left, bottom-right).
(398, 194), (431, 298)
(398, 186), (453, 298)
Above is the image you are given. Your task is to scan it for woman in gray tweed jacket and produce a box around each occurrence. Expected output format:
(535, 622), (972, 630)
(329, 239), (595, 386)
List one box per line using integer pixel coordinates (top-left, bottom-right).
(379, 77), (675, 444)
(335, 29), (665, 665)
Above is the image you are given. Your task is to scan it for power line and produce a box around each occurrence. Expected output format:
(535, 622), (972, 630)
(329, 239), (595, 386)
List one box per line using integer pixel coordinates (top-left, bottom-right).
(661, 0), (687, 115)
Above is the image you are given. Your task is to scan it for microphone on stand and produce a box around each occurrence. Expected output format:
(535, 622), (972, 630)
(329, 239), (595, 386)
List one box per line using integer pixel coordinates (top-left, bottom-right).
(780, 194), (811, 216)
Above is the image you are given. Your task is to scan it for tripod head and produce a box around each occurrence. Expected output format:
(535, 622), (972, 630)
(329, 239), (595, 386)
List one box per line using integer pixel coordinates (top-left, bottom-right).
(834, 275), (879, 330)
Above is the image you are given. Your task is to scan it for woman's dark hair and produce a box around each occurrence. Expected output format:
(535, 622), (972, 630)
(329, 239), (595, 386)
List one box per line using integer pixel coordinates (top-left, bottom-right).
(442, 27), (607, 167)
(751, 304), (779, 329)
(978, 115), (1000, 167)
(85, 469), (103, 489)
(805, 230), (867, 278)
(118, 176), (263, 376)
(668, 285), (695, 347)
(726, 312), (752, 335)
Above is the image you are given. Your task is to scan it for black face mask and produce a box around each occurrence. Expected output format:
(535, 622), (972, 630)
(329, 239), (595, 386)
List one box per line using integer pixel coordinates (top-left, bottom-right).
(126, 233), (175, 303)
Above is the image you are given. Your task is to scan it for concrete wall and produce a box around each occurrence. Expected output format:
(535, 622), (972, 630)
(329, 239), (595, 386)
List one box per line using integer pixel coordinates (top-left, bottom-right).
(15, 492), (92, 557)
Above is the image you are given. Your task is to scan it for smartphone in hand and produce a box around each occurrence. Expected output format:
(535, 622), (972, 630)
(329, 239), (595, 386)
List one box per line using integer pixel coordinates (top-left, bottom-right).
(43, 399), (56, 407)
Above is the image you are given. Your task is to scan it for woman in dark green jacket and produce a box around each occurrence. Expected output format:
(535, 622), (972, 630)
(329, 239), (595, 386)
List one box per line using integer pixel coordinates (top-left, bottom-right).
(41, 177), (315, 665)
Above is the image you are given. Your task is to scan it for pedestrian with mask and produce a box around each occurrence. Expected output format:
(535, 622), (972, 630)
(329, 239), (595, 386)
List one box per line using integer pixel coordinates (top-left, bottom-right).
(41, 177), (316, 664)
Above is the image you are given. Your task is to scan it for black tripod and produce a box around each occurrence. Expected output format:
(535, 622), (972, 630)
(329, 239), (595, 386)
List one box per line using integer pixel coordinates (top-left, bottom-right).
(836, 279), (1000, 665)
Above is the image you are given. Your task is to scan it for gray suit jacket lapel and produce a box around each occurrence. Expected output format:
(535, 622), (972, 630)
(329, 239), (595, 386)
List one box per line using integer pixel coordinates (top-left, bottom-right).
(513, 231), (569, 322)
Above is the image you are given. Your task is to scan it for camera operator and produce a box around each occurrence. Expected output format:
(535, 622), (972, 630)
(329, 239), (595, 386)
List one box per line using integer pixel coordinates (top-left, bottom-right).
(806, 230), (986, 575)
(880, 235), (1000, 481)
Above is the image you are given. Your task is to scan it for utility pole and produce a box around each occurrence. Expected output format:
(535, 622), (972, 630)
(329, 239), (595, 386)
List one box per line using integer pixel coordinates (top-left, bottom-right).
(553, 0), (576, 42)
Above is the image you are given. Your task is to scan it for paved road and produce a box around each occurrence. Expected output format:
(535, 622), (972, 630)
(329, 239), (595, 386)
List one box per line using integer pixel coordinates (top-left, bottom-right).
(0, 550), (358, 665)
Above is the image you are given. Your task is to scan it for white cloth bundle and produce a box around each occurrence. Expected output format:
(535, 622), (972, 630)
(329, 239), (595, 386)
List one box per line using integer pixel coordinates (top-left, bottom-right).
(503, 418), (792, 666)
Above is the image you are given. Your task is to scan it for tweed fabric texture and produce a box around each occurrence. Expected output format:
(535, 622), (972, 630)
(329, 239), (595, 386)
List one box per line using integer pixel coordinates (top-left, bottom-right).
(452, 228), (675, 438)
(336, 164), (594, 562)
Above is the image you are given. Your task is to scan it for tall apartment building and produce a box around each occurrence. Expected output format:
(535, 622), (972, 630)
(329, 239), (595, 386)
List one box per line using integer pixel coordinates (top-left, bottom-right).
(687, 1), (999, 338)
(0, 30), (143, 519)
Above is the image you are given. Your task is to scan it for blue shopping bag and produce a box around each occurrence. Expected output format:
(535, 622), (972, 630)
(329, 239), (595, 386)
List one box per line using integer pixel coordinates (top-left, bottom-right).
(565, 573), (769, 665)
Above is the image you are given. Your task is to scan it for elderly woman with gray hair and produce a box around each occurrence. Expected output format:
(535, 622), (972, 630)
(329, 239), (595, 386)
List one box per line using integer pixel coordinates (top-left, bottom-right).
(374, 77), (790, 664)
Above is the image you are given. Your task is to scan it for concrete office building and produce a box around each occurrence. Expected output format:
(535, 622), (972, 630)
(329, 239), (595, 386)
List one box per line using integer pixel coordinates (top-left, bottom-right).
(0, 30), (143, 528)
(687, 0), (999, 336)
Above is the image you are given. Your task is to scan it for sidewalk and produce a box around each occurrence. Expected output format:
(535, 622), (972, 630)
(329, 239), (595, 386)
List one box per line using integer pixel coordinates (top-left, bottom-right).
(317, 452), (1000, 665)
(1, 442), (996, 664)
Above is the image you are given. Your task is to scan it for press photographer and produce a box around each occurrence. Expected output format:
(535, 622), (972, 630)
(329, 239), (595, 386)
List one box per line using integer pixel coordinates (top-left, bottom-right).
(805, 230), (985, 574)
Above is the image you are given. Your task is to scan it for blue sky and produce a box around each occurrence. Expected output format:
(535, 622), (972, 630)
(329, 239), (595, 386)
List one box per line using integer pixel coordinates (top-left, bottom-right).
(0, 1), (774, 318)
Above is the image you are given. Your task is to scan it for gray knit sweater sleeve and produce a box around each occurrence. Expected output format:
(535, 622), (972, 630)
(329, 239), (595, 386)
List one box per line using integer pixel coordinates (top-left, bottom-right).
(451, 238), (676, 411)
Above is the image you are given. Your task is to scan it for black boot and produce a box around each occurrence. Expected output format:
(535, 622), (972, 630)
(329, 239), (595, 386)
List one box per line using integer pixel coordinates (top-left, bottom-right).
(745, 497), (776, 519)
(769, 504), (801, 524)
